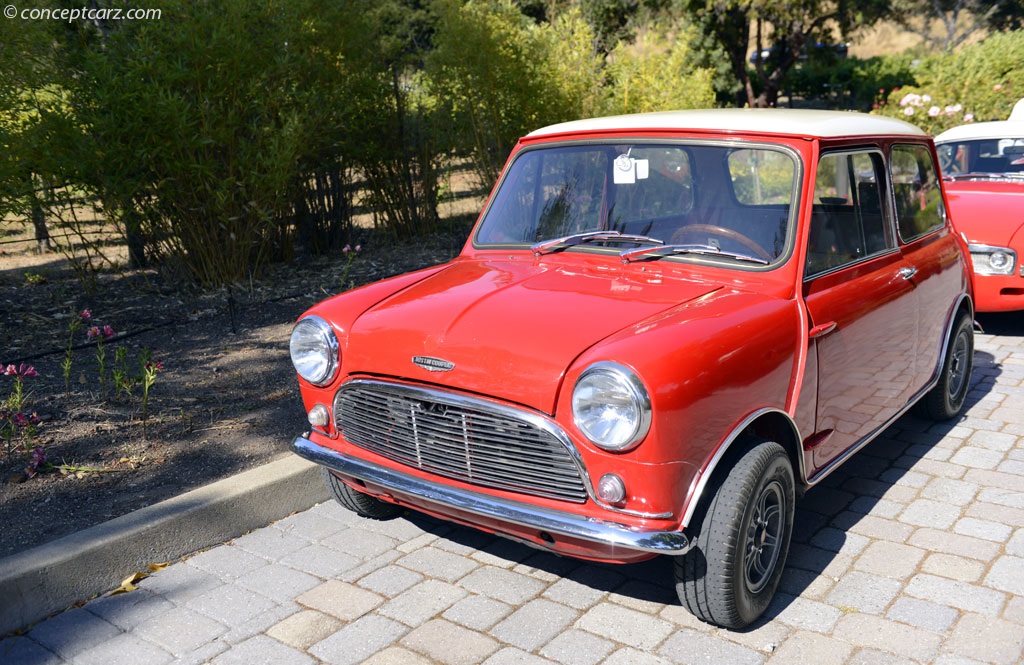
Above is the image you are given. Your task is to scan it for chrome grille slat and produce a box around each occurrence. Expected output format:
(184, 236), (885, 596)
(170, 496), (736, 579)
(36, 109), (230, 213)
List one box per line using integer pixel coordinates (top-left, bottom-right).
(335, 381), (588, 503)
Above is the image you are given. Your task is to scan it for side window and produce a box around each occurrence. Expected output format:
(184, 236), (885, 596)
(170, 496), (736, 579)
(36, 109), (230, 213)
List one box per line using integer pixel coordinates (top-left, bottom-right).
(806, 150), (892, 277)
(891, 144), (945, 241)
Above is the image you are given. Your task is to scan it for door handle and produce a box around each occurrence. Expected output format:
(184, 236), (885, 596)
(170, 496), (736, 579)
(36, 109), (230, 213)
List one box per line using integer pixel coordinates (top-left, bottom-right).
(809, 321), (837, 339)
(898, 266), (918, 281)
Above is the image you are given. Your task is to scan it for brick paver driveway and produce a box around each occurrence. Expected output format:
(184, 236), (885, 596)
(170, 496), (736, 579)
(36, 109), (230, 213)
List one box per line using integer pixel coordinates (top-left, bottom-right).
(3, 313), (1023, 665)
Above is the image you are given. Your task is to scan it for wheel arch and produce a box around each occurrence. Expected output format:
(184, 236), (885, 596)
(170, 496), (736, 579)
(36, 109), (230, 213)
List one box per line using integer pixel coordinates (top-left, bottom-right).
(930, 292), (975, 384)
(681, 408), (803, 529)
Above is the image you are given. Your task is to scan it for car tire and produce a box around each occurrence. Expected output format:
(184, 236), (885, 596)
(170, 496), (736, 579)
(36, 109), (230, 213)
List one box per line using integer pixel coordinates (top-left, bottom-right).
(674, 440), (795, 629)
(920, 311), (973, 420)
(321, 467), (401, 519)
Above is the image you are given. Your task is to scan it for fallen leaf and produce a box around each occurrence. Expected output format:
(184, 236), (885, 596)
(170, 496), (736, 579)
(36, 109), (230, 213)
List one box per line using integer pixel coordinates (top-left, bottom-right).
(110, 572), (147, 595)
(147, 562), (168, 572)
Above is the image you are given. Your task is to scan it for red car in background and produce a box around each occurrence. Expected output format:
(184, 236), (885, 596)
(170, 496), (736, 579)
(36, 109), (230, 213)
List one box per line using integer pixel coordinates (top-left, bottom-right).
(935, 99), (1024, 312)
(289, 109), (974, 628)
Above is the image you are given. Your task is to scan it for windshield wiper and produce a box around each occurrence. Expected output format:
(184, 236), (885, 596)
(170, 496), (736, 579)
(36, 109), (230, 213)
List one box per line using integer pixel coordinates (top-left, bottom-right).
(946, 171), (1024, 181)
(620, 243), (769, 265)
(531, 230), (664, 256)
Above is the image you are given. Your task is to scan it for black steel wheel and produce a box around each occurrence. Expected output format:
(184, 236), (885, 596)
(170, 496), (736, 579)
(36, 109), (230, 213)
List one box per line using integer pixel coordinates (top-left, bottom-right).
(321, 467), (401, 519)
(921, 311), (973, 420)
(675, 440), (795, 629)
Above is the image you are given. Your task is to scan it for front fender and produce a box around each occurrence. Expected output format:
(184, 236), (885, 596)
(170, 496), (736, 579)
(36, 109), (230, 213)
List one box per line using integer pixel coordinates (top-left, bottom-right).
(556, 289), (802, 525)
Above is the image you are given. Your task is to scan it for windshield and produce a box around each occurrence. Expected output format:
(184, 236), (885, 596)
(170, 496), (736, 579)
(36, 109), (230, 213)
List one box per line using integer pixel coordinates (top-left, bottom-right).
(475, 142), (798, 265)
(937, 138), (1024, 177)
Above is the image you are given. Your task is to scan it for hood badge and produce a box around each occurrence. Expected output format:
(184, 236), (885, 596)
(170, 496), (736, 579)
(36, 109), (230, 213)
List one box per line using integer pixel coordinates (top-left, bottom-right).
(412, 356), (455, 372)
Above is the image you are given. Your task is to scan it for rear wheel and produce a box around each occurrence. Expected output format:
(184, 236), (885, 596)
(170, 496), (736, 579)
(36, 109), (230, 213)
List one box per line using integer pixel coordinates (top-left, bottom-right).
(321, 467), (401, 519)
(920, 311), (973, 420)
(675, 440), (794, 629)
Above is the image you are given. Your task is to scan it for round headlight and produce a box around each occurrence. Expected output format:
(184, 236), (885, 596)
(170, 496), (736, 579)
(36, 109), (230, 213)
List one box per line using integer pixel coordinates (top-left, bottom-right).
(988, 251), (1011, 271)
(289, 316), (339, 386)
(572, 362), (651, 451)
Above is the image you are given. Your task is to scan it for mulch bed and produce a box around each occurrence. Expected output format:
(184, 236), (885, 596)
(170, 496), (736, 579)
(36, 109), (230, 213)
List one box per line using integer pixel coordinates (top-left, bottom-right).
(0, 219), (473, 559)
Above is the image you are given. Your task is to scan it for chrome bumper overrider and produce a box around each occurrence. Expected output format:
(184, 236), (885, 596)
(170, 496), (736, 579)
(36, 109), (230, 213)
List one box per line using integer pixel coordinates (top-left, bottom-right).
(292, 435), (692, 555)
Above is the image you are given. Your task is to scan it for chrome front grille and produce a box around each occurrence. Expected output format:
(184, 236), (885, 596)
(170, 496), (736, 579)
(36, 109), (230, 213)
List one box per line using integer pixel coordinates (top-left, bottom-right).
(334, 381), (588, 503)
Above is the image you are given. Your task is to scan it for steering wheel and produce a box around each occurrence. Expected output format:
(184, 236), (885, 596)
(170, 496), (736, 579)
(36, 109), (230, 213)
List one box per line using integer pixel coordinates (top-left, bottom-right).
(672, 224), (773, 262)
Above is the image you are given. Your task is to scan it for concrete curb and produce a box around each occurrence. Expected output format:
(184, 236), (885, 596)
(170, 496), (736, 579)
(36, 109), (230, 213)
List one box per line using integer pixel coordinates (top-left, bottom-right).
(0, 454), (328, 636)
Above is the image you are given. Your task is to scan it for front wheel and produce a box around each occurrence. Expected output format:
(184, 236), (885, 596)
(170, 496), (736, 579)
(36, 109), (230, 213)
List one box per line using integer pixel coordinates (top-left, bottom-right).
(674, 440), (795, 629)
(920, 311), (973, 420)
(321, 467), (401, 519)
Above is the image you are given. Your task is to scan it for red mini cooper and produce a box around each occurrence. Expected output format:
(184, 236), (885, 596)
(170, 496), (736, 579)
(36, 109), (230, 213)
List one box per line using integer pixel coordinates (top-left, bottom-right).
(289, 109), (974, 628)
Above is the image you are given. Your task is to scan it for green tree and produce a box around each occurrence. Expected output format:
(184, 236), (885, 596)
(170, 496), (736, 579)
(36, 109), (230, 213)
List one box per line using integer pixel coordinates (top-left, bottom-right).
(604, 22), (716, 114)
(0, 17), (66, 254)
(683, 0), (893, 108)
(58, 0), (378, 285)
(427, 0), (572, 185)
(890, 0), (1024, 52)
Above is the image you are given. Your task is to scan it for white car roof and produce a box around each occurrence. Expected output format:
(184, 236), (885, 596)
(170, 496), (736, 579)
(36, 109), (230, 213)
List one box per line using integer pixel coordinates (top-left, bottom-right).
(934, 120), (1024, 143)
(528, 108), (928, 140)
(934, 98), (1024, 144)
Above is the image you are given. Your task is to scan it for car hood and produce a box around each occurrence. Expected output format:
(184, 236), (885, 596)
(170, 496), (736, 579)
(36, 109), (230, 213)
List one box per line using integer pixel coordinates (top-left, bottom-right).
(945, 180), (1024, 245)
(341, 258), (721, 414)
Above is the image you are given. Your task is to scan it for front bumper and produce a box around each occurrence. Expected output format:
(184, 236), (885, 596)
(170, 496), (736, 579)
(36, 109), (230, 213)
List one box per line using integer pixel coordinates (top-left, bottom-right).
(292, 435), (692, 561)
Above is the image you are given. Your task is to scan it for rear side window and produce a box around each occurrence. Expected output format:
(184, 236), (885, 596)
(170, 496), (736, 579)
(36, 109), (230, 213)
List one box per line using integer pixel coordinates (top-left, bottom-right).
(891, 144), (945, 241)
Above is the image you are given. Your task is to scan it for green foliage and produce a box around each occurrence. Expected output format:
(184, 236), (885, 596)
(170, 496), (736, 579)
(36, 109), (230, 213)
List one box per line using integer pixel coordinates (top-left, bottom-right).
(683, 0), (894, 108)
(785, 54), (918, 111)
(873, 31), (1024, 134)
(426, 2), (714, 186)
(60, 0), (382, 286)
(889, 0), (1024, 52)
(426, 0), (592, 185)
(603, 23), (715, 114)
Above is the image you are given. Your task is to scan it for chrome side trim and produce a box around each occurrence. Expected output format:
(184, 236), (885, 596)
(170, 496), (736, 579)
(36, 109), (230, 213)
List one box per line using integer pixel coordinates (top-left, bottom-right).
(293, 435), (692, 555)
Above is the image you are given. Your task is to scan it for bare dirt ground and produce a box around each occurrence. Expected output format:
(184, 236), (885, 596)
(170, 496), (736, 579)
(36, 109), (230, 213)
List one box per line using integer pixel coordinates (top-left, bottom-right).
(0, 201), (480, 559)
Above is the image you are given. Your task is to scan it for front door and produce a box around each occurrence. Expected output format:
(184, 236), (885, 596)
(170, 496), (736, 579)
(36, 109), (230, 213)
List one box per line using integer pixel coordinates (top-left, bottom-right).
(802, 149), (919, 477)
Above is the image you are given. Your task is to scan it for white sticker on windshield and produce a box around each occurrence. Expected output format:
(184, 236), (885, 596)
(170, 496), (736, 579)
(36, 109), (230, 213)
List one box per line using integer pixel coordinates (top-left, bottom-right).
(614, 154), (635, 184)
(613, 154), (649, 184)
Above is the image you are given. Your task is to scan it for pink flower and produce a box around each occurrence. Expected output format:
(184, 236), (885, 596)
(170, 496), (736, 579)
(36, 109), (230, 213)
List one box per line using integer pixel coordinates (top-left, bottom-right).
(81, 309), (92, 319)
(964, 113), (975, 122)
(102, 325), (115, 339)
(343, 244), (352, 254)
(994, 84), (1003, 91)
(928, 106), (941, 117)
(2, 364), (36, 378)
(354, 244), (362, 253)
(86, 326), (101, 340)
(903, 107), (915, 116)
(144, 360), (164, 372)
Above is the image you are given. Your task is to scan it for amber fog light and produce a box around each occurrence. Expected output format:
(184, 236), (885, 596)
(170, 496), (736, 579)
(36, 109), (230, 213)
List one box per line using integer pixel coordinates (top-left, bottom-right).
(307, 404), (330, 428)
(597, 473), (626, 504)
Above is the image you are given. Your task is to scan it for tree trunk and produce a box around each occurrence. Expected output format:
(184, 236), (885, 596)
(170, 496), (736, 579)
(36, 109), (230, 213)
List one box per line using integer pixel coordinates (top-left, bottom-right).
(26, 174), (51, 254)
(121, 200), (148, 268)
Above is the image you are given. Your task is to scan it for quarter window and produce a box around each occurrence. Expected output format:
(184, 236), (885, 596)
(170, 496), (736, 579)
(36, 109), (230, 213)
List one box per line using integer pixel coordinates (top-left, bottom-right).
(891, 144), (945, 241)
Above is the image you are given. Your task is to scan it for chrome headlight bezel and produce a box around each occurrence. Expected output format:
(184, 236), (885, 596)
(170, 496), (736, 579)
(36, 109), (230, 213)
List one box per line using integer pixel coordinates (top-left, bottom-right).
(289, 315), (340, 386)
(571, 361), (652, 452)
(968, 243), (1017, 276)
